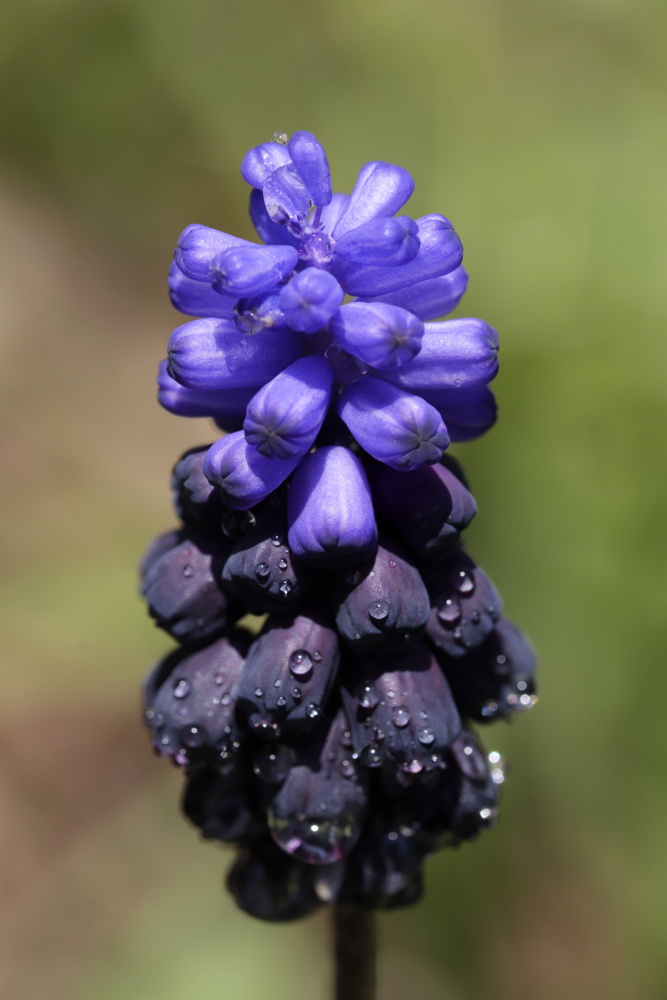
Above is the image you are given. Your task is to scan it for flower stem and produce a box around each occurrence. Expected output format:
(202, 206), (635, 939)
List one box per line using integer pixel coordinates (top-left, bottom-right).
(332, 904), (376, 1000)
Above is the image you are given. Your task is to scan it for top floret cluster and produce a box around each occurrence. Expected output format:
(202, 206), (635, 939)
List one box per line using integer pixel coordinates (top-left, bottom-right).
(159, 130), (498, 561)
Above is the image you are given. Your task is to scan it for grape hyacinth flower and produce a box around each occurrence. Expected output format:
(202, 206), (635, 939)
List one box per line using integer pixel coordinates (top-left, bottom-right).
(141, 130), (536, 997)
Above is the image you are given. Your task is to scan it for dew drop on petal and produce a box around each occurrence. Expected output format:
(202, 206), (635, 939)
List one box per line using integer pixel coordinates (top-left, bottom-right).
(254, 561), (271, 581)
(289, 649), (313, 678)
(173, 679), (191, 699)
(392, 706), (410, 728)
(368, 598), (390, 622)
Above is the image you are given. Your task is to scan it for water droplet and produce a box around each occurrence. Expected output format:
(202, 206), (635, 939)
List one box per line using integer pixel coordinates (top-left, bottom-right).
(481, 700), (499, 718)
(359, 745), (383, 768)
(388, 560), (396, 568)
(357, 683), (380, 711)
(276, 695), (287, 708)
(374, 727), (385, 742)
(312, 650), (322, 662)
(392, 706), (410, 728)
(269, 810), (357, 865)
(289, 649), (313, 678)
(214, 672), (225, 685)
(173, 678), (190, 699)
(253, 744), (294, 783)
(340, 730), (353, 748)
(488, 750), (507, 784)
(516, 679), (527, 691)
(278, 558), (288, 570)
(182, 564), (193, 578)
(254, 687), (264, 698)
(292, 687), (302, 702)
(406, 759), (423, 774)
(470, 609), (481, 624)
(254, 561), (271, 580)
(368, 598), (390, 622)
(418, 727), (435, 745)
(271, 535), (282, 547)
(279, 579), (293, 596)
(272, 131), (289, 145)
(453, 737), (487, 781)
(454, 569), (475, 594)
(180, 724), (206, 748)
(144, 708), (154, 721)
(274, 678), (282, 688)
(305, 702), (320, 720)
(220, 692), (231, 706)
(437, 597), (461, 625)
(340, 759), (355, 778)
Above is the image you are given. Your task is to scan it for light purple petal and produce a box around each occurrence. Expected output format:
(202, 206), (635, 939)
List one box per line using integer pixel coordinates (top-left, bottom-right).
(278, 268), (344, 334)
(174, 224), (252, 282)
(203, 431), (299, 509)
(241, 142), (292, 189)
(288, 131), (332, 207)
(332, 162), (415, 239)
(210, 244), (298, 298)
(330, 301), (424, 370)
(248, 189), (301, 248)
(156, 360), (254, 427)
(168, 261), (236, 319)
(418, 385), (498, 442)
(335, 216), (419, 267)
(263, 164), (311, 226)
(362, 265), (469, 321)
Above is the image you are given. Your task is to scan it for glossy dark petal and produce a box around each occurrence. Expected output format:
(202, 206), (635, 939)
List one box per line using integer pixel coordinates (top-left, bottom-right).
(171, 446), (225, 531)
(182, 763), (263, 844)
(268, 708), (367, 865)
(143, 629), (250, 765)
(332, 538), (430, 651)
(227, 837), (323, 922)
(419, 384), (498, 442)
(236, 606), (340, 738)
(424, 550), (503, 657)
(368, 456), (477, 562)
(339, 810), (425, 910)
(341, 642), (462, 775)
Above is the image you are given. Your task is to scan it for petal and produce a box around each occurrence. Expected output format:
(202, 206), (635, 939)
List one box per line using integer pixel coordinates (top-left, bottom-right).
(203, 431), (300, 509)
(332, 162), (415, 238)
(210, 244), (298, 298)
(244, 356), (334, 460)
(263, 163), (311, 226)
(182, 765), (262, 843)
(171, 445), (226, 530)
(335, 216), (419, 267)
(227, 838), (323, 922)
(157, 360), (254, 426)
(288, 130), (332, 207)
(174, 224), (252, 282)
(337, 378), (449, 471)
(423, 550), (503, 658)
(287, 446), (378, 567)
(168, 261), (236, 319)
(166, 319), (304, 391)
(330, 301), (424, 370)
(374, 318), (499, 392)
(241, 141), (292, 189)
(417, 385), (497, 441)
(278, 268), (344, 334)
(249, 188), (301, 248)
(362, 265), (469, 320)
(320, 192), (350, 233)
(334, 214), (463, 297)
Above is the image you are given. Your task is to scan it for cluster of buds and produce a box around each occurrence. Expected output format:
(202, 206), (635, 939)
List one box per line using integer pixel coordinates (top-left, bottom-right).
(141, 131), (536, 921)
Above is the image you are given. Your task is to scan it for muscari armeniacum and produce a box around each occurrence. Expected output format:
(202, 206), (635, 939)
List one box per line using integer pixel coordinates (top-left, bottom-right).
(142, 130), (536, 922)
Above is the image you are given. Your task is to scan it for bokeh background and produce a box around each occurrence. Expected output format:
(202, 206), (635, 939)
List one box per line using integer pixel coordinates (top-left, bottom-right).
(1, 1), (666, 997)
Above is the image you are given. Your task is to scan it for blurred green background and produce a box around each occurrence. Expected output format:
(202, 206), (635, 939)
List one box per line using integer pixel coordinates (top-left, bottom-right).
(1, 0), (666, 997)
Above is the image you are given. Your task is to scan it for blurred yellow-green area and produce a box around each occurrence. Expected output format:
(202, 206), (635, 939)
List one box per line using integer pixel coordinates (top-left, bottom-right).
(1, 1), (666, 997)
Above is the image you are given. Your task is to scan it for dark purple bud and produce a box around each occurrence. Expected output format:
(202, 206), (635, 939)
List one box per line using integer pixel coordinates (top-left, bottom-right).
(375, 318), (499, 393)
(249, 188), (301, 248)
(182, 764), (263, 844)
(174, 224), (251, 282)
(336, 216), (419, 267)
(330, 302), (424, 370)
(233, 291), (287, 335)
(168, 261), (236, 319)
(263, 163), (312, 226)
(419, 384), (498, 442)
(167, 320), (303, 391)
(288, 130), (332, 207)
(332, 161), (415, 239)
(244, 356), (334, 460)
(332, 538), (430, 651)
(210, 244), (298, 298)
(368, 456), (477, 562)
(140, 530), (241, 645)
(157, 360), (253, 427)
(240, 141), (292, 189)
(341, 642), (462, 775)
(143, 629), (250, 765)
(442, 619), (537, 722)
(334, 215), (463, 297)
(221, 502), (313, 613)
(424, 550), (503, 657)
(203, 431), (300, 510)
(287, 446), (378, 568)
(139, 528), (180, 578)
(171, 446), (225, 531)
(227, 837), (323, 922)
(236, 606), (340, 737)
(339, 810), (425, 910)
(268, 709), (367, 865)
(278, 268), (344, 334)
(338, 378), (449, 471)
(362, 265), (468, 321)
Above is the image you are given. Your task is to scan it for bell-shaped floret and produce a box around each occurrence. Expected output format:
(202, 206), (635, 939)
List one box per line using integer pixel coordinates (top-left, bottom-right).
(419, 384), (497, 442)
(210, 244), (298, 298)
(341, 642), (462, 775)
(332, 537), (430, 651)
(363, 265), (468, 321)
(171, 446), (225, 531)
(424, 549), (503, 657)
(235, 606), (340, 738)
(143, 629), (250, 765)
(240, 140), (292, 189)
(244, 356), (334, 460)
(168, 261), (236, 319)
(157, 360), (254, 427)
(268, 708), (367, 865)
(337, 378), (449, 471)
(278, 268), (344, 333)
(263, 163), (312, 227)
(227, 837), (323, 922)
(339, 810), (425, 910)
(174, 224), (252, 282)
(287, 446), (378, 567)
(167, 320), (303, 391)
(182, 764), (263, 844)
(203, 431), (300, 510)
(332, 162), (415, 239)
(140, 529), (240, 644)
(334, 215), (463, 297)
(330, 302), (424, 370)
(335, 216), (419, 267)
(368, 455), (477, 561)
(221, 501), (313, 614)
(248, 189), (301, 248)
(288, 130), (332, 207)
(441, 618), (537, 722)
(232, 291), (286, 335)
